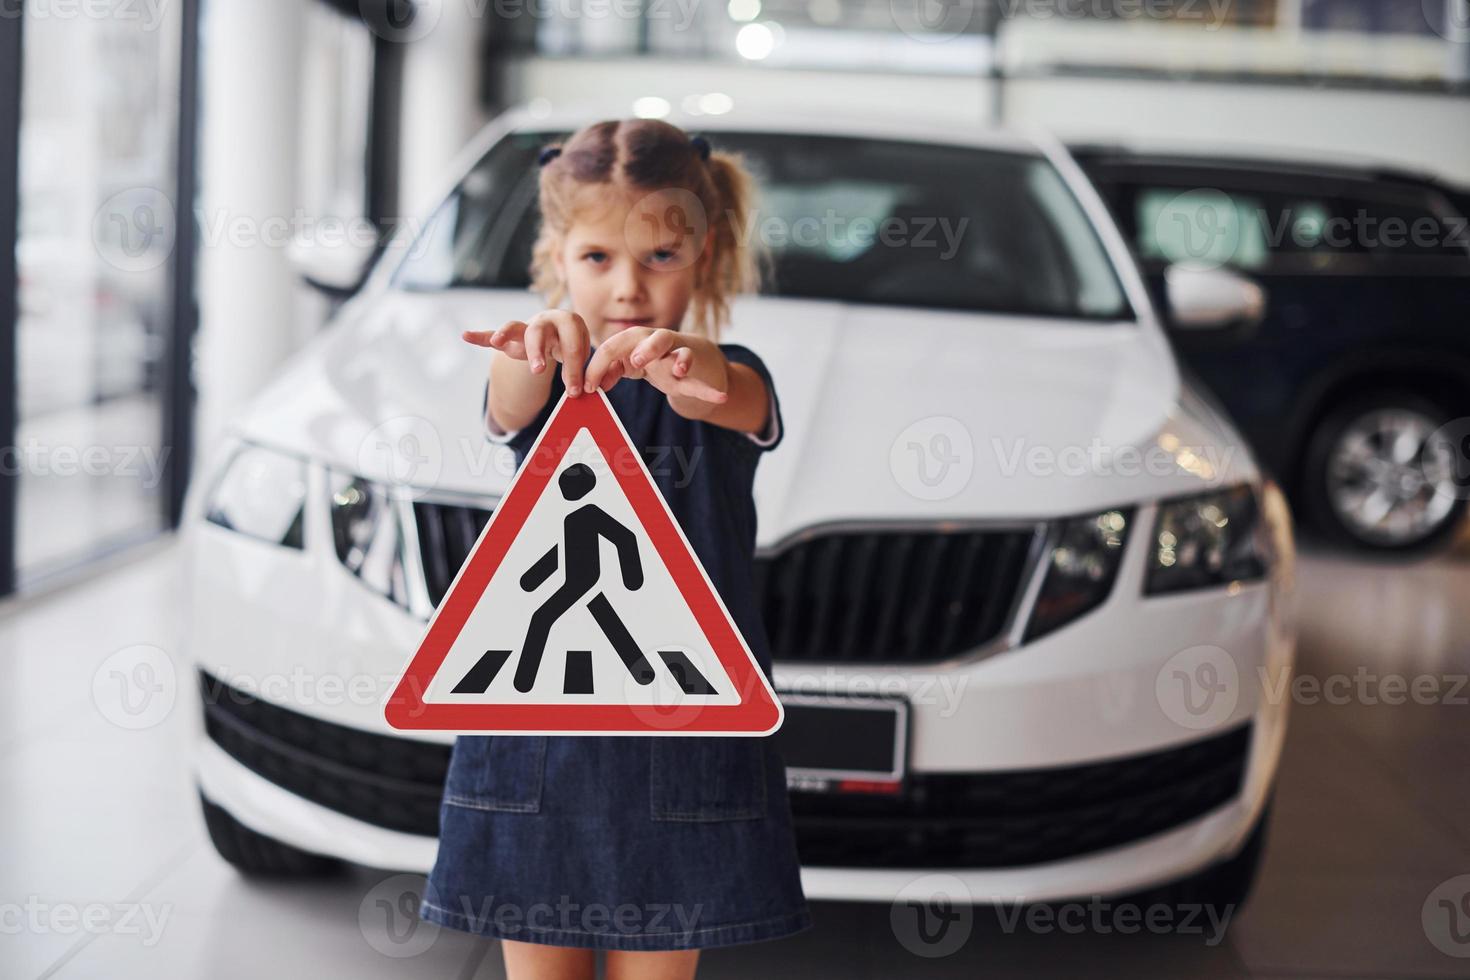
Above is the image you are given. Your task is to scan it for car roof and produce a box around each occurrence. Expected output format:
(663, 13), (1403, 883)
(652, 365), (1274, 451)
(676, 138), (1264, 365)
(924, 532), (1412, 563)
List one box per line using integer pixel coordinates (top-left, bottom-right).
(1066, 139), (1459, 192)
(497, 100), (1048, 156)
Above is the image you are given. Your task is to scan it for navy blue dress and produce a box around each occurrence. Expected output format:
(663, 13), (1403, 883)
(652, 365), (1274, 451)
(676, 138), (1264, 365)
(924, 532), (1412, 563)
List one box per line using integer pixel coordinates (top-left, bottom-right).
(418, 342), (813, 951)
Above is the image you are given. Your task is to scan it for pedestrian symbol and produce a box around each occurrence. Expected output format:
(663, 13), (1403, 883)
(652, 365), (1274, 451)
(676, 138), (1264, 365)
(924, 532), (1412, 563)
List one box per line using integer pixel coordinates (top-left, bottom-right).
(384, 388), (784, 736)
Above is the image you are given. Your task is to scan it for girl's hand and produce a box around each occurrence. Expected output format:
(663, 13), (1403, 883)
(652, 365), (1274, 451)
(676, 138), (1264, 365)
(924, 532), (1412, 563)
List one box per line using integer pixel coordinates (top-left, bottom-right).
(582, 328), (728, 404)
(461, 310), (591, 396)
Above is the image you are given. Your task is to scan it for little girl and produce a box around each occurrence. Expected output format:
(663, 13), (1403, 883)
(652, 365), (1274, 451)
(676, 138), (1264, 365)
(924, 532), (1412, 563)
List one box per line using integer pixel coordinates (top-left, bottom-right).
(418, 118), (811, 979)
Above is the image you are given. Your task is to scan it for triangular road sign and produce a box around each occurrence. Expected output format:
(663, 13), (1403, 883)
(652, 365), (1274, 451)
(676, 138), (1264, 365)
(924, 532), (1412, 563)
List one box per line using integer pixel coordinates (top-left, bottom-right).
(384, 387), (784, 736)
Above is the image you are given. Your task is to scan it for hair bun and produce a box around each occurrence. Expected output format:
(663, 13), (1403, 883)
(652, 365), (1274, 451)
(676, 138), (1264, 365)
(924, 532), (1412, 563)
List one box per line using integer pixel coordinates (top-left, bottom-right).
(537, 145), (562, 167)
(690, 135), (710, 161)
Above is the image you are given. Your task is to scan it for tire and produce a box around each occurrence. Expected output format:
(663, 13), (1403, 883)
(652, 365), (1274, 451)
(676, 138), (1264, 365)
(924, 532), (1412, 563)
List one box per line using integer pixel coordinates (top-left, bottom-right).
(1160, 796), (1271, 920)
(1300, 390), (1467, 553)
(1093, 794), (1271, 940)
(199, 791), (343, 878)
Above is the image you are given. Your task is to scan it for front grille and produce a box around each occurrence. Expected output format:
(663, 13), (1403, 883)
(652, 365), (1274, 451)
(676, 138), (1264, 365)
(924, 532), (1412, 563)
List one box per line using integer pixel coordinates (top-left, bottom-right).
(413, 499), (1039, 664)
(753, 528), (1038, 663)
(198, 669), (1249, 867)
(413, 500), (493, 608)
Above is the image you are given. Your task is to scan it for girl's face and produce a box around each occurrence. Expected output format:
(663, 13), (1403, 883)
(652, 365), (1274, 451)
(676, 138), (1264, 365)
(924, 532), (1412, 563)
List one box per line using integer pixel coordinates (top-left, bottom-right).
(553, 186), (713, 347)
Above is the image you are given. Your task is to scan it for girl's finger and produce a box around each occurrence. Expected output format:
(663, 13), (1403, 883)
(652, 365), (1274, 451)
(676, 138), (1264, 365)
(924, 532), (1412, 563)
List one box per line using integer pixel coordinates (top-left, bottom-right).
(522, 318), (551, 373)
(582, 340), (620, 393)
(630, 330), (676, 368)
(598, 359), (626, 392)
(553, 314), (590, 395)
(671, 347), (694, 377)
(676, 376), (729, 403)
(644, 357), (727, 403)
(462, 329), (497, 347)
(583, 329), (638, 392)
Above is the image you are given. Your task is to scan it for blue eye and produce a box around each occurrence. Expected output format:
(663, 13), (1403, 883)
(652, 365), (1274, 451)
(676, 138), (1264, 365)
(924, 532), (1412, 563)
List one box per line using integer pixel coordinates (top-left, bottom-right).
(651, 249), (676, 263)
(583, 251), (607, 263)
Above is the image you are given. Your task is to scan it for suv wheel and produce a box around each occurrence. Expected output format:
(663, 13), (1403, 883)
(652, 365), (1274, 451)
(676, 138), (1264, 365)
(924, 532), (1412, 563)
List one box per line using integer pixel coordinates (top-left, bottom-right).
(1302, 392), (1466, 552)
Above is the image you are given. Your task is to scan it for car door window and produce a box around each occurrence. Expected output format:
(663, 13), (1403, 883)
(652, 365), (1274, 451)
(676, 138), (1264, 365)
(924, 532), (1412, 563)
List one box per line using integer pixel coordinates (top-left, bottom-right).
(1134, 186), (1270, 271)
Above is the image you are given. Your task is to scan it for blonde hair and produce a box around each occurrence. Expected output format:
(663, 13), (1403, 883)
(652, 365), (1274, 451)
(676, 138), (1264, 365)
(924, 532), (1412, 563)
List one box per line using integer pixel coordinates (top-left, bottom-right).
(529, 118), (768, 340)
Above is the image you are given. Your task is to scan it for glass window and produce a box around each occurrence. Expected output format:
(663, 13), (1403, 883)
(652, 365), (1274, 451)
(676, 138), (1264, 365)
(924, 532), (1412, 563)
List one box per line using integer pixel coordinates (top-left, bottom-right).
(1335, 193), (1470, 258)
(14, 7), (179, 583)
(399, 131), (1132, 322)
(1135, 187), (1270, 271)
(392, 130), (544, 290)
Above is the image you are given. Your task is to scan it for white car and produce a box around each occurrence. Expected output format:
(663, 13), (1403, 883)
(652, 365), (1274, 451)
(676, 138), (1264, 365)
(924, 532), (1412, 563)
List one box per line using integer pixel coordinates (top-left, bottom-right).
(180, 105), (1297, 916)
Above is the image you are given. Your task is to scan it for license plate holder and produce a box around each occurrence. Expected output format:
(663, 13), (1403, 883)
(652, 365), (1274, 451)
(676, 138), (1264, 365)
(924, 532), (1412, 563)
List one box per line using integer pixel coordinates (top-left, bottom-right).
(770, 692), (908, 783)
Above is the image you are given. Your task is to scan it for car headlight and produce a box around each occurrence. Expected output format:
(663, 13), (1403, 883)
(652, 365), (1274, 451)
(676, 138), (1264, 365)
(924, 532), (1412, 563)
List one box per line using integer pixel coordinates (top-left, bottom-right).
(1144, 483), (1269, 596)
(1023, 508), (1132, 642)
(204, 442), (307, 549)
(327, 469), (413, 608)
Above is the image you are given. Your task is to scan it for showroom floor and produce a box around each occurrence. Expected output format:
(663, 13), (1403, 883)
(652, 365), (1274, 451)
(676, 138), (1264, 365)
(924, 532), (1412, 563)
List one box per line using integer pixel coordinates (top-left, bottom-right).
(3, 534), (1467, 978)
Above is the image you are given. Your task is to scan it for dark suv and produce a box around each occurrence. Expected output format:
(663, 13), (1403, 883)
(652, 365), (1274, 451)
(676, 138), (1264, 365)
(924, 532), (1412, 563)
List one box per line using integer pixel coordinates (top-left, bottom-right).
(1071, 145), (1470, 552)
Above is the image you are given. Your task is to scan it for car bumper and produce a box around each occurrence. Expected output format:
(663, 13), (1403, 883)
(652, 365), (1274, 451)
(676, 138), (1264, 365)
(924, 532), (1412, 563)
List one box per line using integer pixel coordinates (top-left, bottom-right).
(185, 488), (1296, 903)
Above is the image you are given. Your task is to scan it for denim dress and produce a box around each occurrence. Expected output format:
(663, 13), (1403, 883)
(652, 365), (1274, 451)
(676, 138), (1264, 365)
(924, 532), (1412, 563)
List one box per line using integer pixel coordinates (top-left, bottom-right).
(418, 342), (813, 951)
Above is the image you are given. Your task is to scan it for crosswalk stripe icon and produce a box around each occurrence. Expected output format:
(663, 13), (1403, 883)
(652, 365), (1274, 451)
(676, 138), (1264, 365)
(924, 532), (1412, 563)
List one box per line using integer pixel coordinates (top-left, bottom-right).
(384, 387), (784, 736)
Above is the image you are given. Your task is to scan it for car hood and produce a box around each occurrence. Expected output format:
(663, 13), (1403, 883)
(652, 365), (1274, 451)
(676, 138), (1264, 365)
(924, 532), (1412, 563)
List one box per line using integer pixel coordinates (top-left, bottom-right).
(233, 288), (1258, 543)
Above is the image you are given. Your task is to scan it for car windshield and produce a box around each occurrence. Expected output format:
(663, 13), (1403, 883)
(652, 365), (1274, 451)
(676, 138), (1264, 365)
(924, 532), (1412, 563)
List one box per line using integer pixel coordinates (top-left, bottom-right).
(392, 129), (1133, 321)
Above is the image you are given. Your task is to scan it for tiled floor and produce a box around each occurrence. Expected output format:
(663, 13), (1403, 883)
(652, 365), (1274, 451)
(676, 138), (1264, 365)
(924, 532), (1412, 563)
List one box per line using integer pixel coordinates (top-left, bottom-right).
(2, 534), (1467, 978)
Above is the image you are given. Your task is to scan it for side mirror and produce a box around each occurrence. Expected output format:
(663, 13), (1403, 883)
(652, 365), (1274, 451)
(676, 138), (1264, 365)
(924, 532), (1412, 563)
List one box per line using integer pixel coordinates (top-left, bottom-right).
(1163, 262), (1266, 332)
(289, 236), (378, 301)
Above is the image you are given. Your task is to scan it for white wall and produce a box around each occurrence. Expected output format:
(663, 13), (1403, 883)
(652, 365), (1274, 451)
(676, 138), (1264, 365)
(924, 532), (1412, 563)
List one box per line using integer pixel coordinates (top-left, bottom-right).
(505, 56), (1470, 186)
